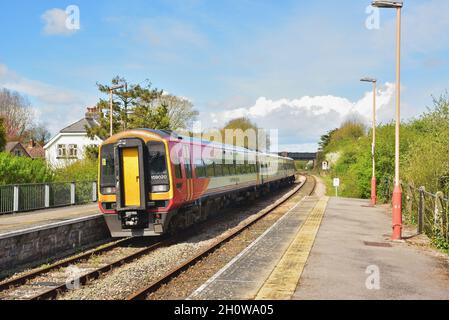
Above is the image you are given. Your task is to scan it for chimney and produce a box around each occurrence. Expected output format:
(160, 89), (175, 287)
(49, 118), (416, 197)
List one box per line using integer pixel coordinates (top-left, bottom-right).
(85, 106), (100, 123)
(29, 139), (36, 148)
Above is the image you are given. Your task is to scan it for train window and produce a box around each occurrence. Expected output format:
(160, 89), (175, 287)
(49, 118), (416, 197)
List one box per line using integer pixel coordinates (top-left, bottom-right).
(100, 144), (115, 189)
(183, 147), (193, 179)
(235, 162), (242, 175)
(214, 160), (223, 177)
(223, 161), (231, 176)
(147, 142), (170, 186)
(195, 159), (206, 178)
(229, 161), (236, 175)
(174, 163), (182, 179)
(205, 158), (215, 177)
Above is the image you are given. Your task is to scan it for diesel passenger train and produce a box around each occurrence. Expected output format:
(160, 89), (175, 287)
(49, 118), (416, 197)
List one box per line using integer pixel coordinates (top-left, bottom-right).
(98, 129), (296, 237)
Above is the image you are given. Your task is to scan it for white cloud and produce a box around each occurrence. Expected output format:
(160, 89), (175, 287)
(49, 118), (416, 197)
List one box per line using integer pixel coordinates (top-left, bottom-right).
(41, 8), (78, 36)
(0, 64), (92, 134)
(202, 82), (397, 152)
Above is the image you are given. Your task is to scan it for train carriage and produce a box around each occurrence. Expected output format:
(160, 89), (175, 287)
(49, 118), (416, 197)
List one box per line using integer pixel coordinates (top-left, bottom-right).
(98, 129), (296, 237)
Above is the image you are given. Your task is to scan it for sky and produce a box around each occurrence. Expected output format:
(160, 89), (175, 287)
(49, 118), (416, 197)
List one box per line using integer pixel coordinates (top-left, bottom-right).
(0, 0), (448, 152)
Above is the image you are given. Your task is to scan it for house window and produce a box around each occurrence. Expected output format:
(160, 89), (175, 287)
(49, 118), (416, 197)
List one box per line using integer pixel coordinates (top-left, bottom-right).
(14, 149), (22, 157)
(57, 144), (67, 158)
(68, 144), (78, 158)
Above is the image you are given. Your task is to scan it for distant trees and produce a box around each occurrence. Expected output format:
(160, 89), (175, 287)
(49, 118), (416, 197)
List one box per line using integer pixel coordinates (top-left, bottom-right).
(221, 117), (259, 150)
(0, 88), (33, 140)
(160, 94), (199, 130)
(199, 117), (270, 151)
(0, 117), (6, 151)
(26, 123), (52, 145)
(86, 76), (198, 140)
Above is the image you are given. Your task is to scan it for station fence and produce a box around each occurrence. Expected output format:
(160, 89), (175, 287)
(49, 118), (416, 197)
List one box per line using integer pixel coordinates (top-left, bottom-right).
(382, 178), (449, 244)
(0, 181), (98, 215)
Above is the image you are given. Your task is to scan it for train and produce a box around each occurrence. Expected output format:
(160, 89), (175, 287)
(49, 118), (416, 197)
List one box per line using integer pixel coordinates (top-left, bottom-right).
(98, 129), (296, 237)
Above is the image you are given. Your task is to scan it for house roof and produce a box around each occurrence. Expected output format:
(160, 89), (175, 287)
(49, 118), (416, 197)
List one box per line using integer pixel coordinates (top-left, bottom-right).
(60, 117), (98, 133)
(5, 141), (20, 153)
(5, 141), (32, 157)
(26, 144), (45, 159)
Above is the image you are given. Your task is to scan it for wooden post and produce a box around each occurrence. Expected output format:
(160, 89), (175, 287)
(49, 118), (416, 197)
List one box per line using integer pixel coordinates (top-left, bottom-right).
(435, 191), (445, 239)
(418, 187), (425, 234)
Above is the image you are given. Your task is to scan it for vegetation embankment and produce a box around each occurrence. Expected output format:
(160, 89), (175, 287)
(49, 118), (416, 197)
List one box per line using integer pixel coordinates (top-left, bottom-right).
(318, 94), (449, 200)
(318, 94), (449, 248)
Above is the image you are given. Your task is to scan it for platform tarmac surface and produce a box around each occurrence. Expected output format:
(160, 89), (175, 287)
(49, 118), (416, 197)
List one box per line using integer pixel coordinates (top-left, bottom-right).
(190, 191), (449, 300)
(293, 197), (449, 300)
(0, 203), (100, 235)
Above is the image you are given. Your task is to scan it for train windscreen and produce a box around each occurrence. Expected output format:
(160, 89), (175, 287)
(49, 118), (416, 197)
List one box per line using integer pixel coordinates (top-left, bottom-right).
(100, 144), (115, 194)
(147, 142), (169, 192)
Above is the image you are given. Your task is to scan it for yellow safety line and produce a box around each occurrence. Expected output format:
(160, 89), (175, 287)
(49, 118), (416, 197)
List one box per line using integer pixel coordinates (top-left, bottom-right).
(255, 196), (329, 300)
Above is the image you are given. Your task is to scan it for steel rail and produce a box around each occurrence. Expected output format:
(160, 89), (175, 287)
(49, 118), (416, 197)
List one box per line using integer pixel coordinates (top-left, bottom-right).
(126, 175), (315, 300)
(30, 239), (167, 300)
(0, 237), (134, 292)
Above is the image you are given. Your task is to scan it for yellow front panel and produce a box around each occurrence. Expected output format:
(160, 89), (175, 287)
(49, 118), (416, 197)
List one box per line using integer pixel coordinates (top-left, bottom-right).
(122, 147), (141, 207)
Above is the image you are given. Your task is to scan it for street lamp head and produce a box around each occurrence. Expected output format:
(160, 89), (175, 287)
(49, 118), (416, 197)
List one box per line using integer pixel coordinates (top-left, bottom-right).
(371, 0), (403, 8)
(110, 84), (125, 91)
(360, 77), (377, 83)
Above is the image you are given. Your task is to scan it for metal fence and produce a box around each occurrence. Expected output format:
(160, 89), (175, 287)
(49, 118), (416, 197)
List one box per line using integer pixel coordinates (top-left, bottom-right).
(382, 178), (449, 242)
(0, 181), (98, 215)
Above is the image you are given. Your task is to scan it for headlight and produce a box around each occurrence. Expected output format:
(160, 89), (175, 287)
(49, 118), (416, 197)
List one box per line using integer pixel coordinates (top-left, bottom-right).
(151, 185), (169, 193)
(101, 187), (116, 195)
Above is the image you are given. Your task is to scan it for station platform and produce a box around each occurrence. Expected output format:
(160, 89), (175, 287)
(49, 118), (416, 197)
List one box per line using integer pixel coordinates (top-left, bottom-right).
(190, 187), (449, 300)
(0, 204), (108, 275)
(0, 203), (100, 235)
(292, 197), (449, 300)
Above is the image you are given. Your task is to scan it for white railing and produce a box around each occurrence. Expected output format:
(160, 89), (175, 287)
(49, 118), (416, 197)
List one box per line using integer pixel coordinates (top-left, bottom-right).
(0, 181), (98, 215)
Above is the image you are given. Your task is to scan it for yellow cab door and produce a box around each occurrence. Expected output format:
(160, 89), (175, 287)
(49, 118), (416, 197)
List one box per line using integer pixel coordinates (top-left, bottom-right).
(122, 147), (141, 207)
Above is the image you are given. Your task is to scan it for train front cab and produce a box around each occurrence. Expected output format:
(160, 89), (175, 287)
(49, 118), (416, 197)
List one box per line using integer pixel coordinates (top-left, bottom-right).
(99, 132), (175, 237)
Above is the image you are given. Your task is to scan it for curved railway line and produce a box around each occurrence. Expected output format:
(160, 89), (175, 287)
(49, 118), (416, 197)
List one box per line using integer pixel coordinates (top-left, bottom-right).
(0, 175), (315, 300)
(127, 175), (316, 300)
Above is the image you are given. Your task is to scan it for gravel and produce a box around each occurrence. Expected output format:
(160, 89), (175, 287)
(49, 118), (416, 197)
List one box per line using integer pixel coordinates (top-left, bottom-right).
(60, 181), (305, 300)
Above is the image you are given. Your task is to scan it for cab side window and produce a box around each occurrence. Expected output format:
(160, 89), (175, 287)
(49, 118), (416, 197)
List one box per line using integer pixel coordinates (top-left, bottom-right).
(183, 145), (193, 179)
(195, 159), (207, 178)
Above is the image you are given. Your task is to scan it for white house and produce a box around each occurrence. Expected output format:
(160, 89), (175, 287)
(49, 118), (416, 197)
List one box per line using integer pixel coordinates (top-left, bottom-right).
(44, 108), (103, 167)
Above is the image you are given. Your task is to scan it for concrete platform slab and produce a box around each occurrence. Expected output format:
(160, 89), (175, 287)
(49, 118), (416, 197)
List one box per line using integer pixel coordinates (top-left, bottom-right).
(0, 203), (100, 235)
(189, 196), (319, 300)
(293, 197), (449, 300)
(0, 204), (109, 275)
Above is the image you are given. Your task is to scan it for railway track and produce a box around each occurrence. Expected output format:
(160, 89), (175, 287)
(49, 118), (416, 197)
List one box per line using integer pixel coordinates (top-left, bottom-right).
(0, 175), (312, 300)
(0, 236), (169, 300)
(127, 175), (316, 300)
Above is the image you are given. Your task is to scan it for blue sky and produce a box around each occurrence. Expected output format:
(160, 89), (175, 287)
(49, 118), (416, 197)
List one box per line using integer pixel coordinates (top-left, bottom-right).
(0, 0), (448, 151)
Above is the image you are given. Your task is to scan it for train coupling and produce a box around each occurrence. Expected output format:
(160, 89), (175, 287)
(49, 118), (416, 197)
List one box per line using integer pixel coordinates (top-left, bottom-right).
(120, 211), (149, 229)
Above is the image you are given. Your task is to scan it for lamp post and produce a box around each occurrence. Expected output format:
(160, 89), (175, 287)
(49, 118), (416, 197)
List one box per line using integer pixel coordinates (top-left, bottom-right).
(361, 77), (377, 206)
(109, 84), (125, 137)
(372, 0), (403, 240)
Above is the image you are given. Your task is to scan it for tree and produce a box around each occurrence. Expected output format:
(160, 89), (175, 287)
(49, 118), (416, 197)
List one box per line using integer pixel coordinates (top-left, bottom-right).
(87, 77), (192, 140)
(0, 117), (6, 151)
(26, 123), (52, 145)
(220, 117), (269, 151)
(0, 88), (33, 140)
(159, 95), (199, 130)
(318, 128), (337, 151)
(128, 103), (171, 130)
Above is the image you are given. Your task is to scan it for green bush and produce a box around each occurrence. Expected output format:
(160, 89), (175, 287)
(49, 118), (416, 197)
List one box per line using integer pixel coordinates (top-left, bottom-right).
(0, 153), (54, 185)
(53, 159), (98, 182)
